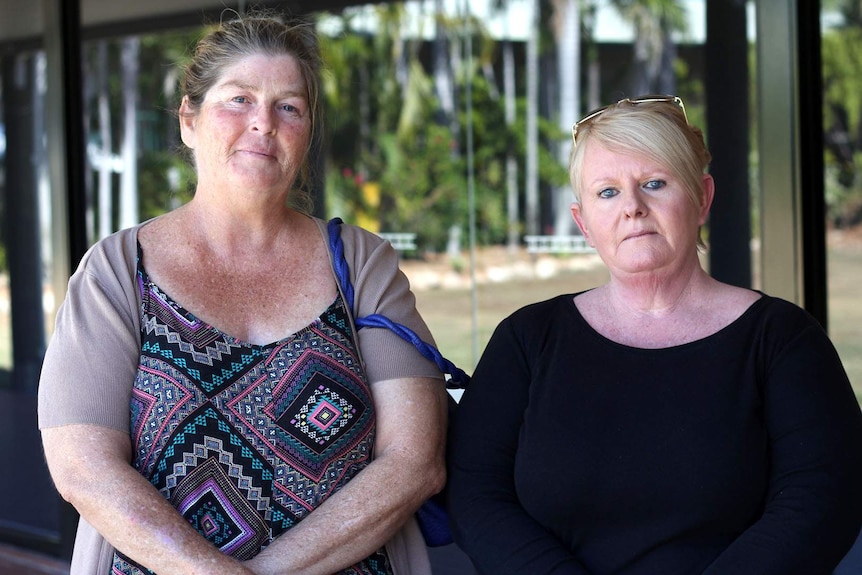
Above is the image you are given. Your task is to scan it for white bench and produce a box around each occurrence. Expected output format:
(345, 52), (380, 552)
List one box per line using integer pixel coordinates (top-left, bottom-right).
(378, 232), (418, 251)
(524, 235), (594, 254)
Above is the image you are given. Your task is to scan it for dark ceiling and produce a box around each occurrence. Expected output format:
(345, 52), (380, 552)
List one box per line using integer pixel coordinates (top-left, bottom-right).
(0, 0), (381, 47)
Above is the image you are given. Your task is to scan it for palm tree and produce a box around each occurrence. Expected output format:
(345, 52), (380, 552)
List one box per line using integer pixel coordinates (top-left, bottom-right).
(552, 0), (580, 236)
(610, 0), (687, 96)
(432, 0), (458, 138)
(490, 0), (521, 250)
(582, 1), (601, 112)
(525, 0), (541, 235)
(119, 36), (140, 230)
(822, 1), (862, 226)
(95, 40), (113, 240)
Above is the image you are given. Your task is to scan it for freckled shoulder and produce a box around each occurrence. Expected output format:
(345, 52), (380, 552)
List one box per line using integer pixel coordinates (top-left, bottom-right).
(137, 210), (191, 255)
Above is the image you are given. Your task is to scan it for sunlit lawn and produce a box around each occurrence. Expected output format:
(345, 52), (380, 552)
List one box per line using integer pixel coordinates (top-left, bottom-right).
(828, 243), (862, 402)
(0, 241), (857, 402)
(413, 260), (608, 374)
(411, 243), (862, 404)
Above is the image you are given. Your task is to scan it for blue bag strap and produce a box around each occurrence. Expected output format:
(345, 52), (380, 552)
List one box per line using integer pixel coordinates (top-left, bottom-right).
(327, 218), (470, 389)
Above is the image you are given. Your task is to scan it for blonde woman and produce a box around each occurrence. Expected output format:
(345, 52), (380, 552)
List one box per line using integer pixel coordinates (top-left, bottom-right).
(448, 95), (862, 575)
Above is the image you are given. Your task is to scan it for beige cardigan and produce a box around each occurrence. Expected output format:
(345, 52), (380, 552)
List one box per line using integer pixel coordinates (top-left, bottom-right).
(38, 216), (441, 574)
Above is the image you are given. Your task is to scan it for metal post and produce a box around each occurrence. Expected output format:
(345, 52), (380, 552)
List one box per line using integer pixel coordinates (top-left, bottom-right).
(705, 0), (752, 289)
(2, 53), (47, 395)
(42, 0), (87, 559)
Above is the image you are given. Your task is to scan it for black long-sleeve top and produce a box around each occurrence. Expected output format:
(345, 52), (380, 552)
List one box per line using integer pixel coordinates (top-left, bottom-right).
(448, 293), (862, 575)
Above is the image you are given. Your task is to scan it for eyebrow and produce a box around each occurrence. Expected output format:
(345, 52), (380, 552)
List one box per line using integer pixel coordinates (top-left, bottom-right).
(222, 80), (255, 91)
(216, 80), (306, 99)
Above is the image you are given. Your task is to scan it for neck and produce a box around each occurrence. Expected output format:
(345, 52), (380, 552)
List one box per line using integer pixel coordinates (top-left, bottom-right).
(180, 197), (300, 255)
(192, 170), (293, 221)
(604, 260), (712, 318)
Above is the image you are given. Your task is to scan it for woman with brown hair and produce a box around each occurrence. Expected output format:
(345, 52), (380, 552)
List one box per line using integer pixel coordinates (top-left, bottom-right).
(38, 12), (446, 575)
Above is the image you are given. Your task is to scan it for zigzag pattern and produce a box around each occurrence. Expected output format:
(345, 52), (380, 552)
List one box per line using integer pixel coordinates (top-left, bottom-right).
(113, 256), (391, 574)
(161, 418), (274, 520)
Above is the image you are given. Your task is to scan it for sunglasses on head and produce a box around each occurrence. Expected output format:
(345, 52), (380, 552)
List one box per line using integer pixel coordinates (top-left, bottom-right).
(571, 95), (688, 144)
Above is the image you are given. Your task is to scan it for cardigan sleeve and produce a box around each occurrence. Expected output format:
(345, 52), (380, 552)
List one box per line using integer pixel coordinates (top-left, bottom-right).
(447, 316), (590, 575)
(335, 221), (443, 384)
(37, 227), (142, 432)
(703, 306), (862, 574)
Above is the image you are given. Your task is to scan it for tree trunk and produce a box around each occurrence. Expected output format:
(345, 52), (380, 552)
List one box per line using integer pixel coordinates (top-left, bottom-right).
(433, 0), (456, 128)
(554, 0), (580, 236)
(97, 40), (113, 239)
(503, 37), (520, 251)
(119, 37), (139, 230)
(657, 23), (677, 95)
(525, 0), (540, 235)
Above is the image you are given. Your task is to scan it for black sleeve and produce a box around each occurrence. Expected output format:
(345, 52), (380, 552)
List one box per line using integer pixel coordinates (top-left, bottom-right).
(704, 314), (862, 574)
(447, 314), (590, 575)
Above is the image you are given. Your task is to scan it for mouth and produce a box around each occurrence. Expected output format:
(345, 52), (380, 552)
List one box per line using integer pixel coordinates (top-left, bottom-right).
(240, 150), (275, 159)
(623, 230), (656, 241)
(235, 145), (278, 160)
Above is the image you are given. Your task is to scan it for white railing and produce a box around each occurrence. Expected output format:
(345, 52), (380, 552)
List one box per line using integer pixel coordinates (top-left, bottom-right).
(378, 232), (418, 251)
(524, 235), (594, 254)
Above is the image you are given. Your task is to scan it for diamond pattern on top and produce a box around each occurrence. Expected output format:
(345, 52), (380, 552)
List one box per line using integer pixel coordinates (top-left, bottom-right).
(131, 355), (201, 477)
(226, 343), (373, 484)
(119, 253), (389, 574)
(169, 455), (270, 559)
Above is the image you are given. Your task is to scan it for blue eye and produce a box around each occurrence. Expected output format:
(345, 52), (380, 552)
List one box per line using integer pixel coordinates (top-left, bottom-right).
(231, 96), (249, 104)
(598, 188), (618, 199)
(279, 102), (307, 118)
(644, 179), (665, 190)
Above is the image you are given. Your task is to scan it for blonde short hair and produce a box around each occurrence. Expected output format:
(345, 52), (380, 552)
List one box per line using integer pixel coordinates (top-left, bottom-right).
(568, 98), (712, 248)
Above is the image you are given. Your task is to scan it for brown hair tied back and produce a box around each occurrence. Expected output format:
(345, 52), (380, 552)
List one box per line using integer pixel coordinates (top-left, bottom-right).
(180, 10), (324, 209)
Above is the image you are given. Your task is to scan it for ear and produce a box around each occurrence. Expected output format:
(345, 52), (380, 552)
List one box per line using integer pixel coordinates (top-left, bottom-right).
(571, 202), (595, 247)
(178, 96), (197, 150)
(698, 174), (715, 225)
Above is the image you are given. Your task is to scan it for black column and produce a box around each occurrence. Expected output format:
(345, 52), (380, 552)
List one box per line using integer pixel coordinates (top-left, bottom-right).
(796, 0), (828, 328)
(57, 0), (89, 270)
(44, 0), (87, 559)
(705, 0), (751, 288)
(2, 53), (47, 395)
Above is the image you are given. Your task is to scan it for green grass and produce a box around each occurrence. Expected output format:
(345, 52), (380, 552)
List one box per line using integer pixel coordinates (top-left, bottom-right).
(828, 244), (862, 401)
(413, 246), (862, 405)
(413, 260), (609, 373)
(0, 242), (857, 402)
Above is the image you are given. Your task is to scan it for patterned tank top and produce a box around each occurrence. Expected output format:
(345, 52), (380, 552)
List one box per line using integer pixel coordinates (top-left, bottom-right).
(112, 246), (392, 574)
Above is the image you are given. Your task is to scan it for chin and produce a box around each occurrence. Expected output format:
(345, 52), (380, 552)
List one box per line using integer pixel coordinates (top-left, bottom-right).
(233, 171), (288, 190)
(613, 256), (671, 275)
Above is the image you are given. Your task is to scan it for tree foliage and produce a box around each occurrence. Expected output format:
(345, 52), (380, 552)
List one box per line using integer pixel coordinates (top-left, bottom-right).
(65, 0), (862, 256)
(319, 6), (566, 252)
(822, 14), (862, 227)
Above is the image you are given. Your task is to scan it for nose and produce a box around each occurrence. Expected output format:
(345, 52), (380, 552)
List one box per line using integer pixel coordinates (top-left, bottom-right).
(251, 105), (276, 134)
(623, 190), (647, 218)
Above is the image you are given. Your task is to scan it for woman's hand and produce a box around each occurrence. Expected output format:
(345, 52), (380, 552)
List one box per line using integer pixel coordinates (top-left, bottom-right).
(42, 424), (255, 575)
(243, 376), (447, 575)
